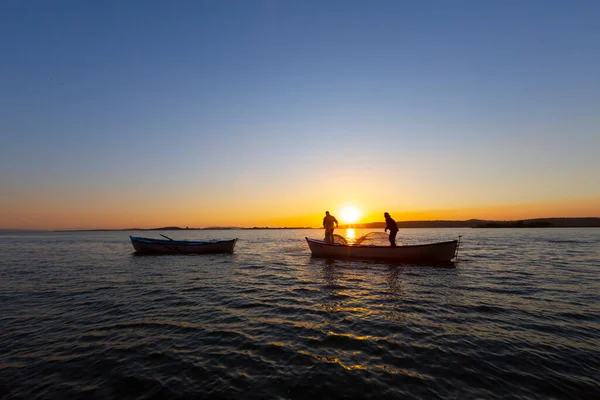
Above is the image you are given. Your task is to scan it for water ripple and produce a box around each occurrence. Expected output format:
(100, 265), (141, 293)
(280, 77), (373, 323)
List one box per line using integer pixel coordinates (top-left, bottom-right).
(1, 228), (600, 399)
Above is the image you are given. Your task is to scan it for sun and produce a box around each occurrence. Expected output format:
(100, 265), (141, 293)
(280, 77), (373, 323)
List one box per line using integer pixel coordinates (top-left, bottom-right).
(340, 206), (361, 224)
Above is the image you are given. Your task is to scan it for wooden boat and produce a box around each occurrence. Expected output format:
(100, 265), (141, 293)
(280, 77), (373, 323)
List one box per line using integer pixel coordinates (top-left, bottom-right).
(305, 237), (460, 263)
(130, 236), (237, 254)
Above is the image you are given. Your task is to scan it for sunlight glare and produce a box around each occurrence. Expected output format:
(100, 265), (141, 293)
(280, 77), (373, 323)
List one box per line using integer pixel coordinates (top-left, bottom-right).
(340, 206), (361, 224)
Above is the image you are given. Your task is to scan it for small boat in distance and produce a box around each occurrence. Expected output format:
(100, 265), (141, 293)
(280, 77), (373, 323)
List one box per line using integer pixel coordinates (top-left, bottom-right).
(305, 237), (460, 263)
(130, 236), (237, 254)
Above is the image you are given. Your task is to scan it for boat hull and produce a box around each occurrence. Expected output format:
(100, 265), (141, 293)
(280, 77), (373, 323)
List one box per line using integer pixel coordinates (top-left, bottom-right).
(305, 237), (458, 263)
(130, 236), (237, 254)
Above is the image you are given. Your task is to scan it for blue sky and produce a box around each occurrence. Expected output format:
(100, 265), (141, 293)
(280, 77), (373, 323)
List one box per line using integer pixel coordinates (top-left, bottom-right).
(1, 1), (599, 228)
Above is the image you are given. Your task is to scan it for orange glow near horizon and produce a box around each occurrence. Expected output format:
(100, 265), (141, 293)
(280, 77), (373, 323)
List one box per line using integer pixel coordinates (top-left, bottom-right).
(1, 194), (599, 230)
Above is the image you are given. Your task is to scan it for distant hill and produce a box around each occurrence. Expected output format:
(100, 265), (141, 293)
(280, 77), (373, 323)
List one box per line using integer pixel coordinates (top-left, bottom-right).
(473, 218), (600, 228)
(339, 218), (600, 229)
(339, 220), (486, 229)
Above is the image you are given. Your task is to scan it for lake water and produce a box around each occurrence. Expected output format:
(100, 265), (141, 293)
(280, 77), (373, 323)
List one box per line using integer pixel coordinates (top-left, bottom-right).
(1, 228), (600, 399)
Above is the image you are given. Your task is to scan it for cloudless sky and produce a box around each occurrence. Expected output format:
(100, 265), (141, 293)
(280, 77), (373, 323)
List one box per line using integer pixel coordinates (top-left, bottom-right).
(1, 0), (599, 229)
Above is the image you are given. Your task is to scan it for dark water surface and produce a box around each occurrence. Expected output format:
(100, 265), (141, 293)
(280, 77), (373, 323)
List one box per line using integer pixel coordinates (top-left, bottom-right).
(1, 228), (600, 399)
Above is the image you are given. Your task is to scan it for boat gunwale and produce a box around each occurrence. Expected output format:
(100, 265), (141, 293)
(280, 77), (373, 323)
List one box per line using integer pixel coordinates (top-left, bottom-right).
(305, 237), (457, 249)
(130, 236), (237, 247)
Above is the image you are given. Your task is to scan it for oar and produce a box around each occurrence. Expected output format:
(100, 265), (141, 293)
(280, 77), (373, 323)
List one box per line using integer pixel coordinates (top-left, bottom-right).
(454, 235), (462, 259)
(160, 234), (174, 241)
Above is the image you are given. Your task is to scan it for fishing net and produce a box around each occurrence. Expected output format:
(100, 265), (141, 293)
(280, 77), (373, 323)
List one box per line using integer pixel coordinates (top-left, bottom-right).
(328, 232), (395, 245)
(332, 234), (348, 245)
(354, 232), (391, 245)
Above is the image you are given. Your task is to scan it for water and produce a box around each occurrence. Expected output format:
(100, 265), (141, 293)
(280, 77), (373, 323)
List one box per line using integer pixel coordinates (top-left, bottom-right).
(1, 228), (599, 399)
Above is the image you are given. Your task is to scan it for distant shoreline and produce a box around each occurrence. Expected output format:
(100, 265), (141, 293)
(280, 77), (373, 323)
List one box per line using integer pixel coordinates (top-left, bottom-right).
(339, 217), (600, 229)
(52, 227), (316, 232)
(2, 217), (598, 232)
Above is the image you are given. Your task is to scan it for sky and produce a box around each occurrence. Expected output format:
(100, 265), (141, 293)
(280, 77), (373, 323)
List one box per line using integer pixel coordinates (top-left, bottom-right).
(1, 0), (599, 229)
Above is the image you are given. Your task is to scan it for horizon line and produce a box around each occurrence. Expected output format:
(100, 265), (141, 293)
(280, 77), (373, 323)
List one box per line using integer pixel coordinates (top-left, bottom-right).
(2, 216), (599, 232)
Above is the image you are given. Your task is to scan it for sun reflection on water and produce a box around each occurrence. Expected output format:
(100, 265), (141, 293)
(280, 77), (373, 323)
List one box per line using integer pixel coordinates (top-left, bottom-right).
(345, 228), (356, 244)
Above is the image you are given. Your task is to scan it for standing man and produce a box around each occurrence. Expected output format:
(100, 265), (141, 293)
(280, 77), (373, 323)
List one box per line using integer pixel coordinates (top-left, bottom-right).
(323, 211), (339, 244)
(384, 212), (399, 247)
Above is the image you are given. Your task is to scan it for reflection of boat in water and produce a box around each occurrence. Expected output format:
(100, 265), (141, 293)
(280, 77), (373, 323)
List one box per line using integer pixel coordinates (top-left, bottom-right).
(305, 236), (460, 263)
(130, 236), (237, 254)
